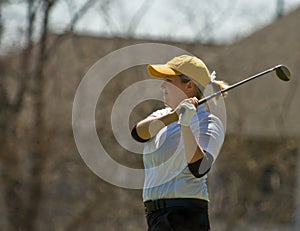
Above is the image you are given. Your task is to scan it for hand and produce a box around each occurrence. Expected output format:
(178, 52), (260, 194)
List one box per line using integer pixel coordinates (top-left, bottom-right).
(177, 97), (198, 126)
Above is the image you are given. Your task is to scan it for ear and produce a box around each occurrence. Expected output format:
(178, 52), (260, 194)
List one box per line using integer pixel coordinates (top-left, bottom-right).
(185, 81), (195, 93)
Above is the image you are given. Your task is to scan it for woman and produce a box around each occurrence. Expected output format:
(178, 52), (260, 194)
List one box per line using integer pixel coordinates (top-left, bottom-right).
(131, 55), (228, 231)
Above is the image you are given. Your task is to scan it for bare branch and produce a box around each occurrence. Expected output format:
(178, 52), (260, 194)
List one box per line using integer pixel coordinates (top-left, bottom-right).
(66, 0), (98, 32)
(97, 0), (119, 35)
(26, 0), (42, 46)
(12, 0), (43, 113)
(126, 0), (154, 36)
(276, 0), (284, 19)
(45, 0), (98, 58)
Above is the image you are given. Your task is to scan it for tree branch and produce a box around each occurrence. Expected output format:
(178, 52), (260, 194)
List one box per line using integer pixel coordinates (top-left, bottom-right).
(44, 0), (98, 60)
(126, 0), (154, 37)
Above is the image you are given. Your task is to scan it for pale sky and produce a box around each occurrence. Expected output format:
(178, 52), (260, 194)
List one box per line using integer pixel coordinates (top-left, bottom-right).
(1, 0), (300, 54)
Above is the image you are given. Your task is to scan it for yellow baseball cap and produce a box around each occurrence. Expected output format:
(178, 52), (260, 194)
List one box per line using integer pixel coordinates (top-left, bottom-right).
(147, 55), (211, 87)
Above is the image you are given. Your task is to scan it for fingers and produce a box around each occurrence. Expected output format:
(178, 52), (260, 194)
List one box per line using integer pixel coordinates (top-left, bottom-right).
(191, 97), (199, 107)
(181, 97), (199, 108)
(177, 100), (197, 127)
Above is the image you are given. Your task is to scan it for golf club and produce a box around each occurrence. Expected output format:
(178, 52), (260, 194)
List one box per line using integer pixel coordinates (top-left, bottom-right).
(198, 65), (291, 105)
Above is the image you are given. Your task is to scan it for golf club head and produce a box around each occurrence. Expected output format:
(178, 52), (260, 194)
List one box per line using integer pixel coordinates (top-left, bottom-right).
(275, 65), (291, 81)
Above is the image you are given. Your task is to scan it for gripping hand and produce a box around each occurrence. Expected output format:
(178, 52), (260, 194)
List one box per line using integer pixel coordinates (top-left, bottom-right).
(178, 101), (196, 126)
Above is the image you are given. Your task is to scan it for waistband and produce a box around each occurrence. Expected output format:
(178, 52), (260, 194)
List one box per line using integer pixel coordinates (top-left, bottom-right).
(144, 198), (208, 215)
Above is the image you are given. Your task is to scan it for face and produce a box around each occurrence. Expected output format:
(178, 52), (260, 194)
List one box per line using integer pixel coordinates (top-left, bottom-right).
(160, 75), (194, 108)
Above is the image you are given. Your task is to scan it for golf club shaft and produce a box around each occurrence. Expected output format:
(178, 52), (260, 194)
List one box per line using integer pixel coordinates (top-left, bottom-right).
(198, 66), (278, 105)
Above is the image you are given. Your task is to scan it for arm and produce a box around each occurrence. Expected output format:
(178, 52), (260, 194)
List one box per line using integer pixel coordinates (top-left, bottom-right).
(181, 125), (205, 163)
(181, 125), (213, 178)
(134, 110), (178, 140)
(178, 97), (215, 178)
(181, 123), (213, 178)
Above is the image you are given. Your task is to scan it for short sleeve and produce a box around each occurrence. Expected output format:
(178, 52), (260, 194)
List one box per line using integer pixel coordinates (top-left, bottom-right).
(191, 113), (225, 162)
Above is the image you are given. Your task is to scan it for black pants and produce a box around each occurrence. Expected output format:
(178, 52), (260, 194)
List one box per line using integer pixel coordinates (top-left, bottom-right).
(146, 206), (210, 231)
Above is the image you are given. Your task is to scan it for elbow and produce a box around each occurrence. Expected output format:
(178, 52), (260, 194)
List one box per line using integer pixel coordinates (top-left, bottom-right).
(188, 152), (214, 178)
(131, 125), (150, 143)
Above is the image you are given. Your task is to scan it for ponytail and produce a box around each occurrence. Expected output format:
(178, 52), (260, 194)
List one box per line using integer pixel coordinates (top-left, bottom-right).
(209, 71), (229, 97)
(211, 80), (229, 97)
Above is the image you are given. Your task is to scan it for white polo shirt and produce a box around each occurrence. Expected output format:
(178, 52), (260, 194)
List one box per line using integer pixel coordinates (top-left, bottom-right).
(142, 105), (225, 202)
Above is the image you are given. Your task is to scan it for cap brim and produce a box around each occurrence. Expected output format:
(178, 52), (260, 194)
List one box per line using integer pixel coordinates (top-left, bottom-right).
(147, 64), (181, 78)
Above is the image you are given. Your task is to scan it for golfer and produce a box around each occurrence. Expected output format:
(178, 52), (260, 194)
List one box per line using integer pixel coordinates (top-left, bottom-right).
(131, 55), (228, 231)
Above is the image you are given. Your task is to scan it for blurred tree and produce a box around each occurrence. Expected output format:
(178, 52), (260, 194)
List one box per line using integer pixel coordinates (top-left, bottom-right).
(126, 0), (154, 37)
(0, 0), (102, 230)
(174, 0), (238, 43)
(276, 0), (284, 18)
(0, 1), (56, 230)
(0, 2), (3, 45)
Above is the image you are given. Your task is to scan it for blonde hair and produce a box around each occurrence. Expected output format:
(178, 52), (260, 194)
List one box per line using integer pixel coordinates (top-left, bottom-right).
(211, 80), (229, 97)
